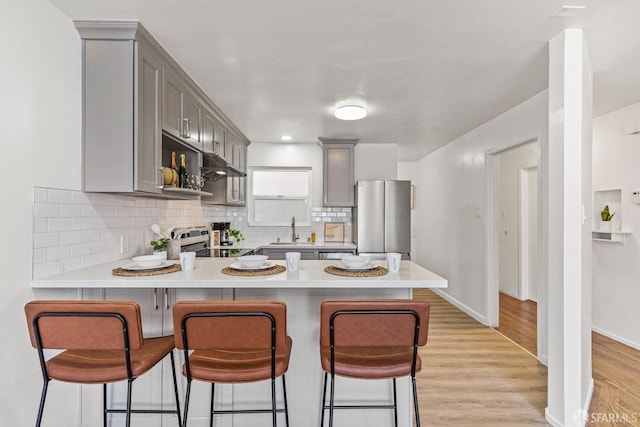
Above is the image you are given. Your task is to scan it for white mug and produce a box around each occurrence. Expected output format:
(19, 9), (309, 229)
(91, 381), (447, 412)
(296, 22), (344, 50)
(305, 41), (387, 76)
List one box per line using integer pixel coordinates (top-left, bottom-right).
(286, 252), (301, 272)
(179, 252), (196, 271)
(386, 252), (401, 273)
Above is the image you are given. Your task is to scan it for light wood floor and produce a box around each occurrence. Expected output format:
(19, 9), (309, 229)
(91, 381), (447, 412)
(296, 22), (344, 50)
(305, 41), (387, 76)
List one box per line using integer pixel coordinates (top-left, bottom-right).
(495, 292), (538, 355)
(485, 291), (640, 426)
(413, 289), (549, 426)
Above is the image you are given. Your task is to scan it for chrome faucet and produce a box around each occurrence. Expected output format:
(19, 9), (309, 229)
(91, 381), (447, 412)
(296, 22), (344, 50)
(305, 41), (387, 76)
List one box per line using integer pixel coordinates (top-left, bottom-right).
(291, 216), (298, 242)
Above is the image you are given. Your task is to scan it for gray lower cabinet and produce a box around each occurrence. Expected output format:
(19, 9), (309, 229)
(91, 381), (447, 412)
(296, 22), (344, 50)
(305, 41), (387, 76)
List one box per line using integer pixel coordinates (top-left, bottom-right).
(80, 28), (164, 194)
(257, 248), (355, 260)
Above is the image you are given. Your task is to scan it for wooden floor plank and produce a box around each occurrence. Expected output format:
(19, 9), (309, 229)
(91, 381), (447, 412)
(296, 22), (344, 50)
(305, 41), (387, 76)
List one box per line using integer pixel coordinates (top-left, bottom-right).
(413, 289), (549, 426)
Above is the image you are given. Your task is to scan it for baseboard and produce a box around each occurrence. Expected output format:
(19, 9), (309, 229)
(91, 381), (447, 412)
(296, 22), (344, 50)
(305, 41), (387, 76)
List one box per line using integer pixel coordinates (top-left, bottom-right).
(592, 326), (640, 351)
(544, 378), (594, 427)
(430, 288), (487, 325)
(499, 289), (522, 300)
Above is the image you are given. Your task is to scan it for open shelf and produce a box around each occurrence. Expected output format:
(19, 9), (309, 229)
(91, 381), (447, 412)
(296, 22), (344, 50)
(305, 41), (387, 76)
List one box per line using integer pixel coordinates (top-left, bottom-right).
(162, 187), (213, 198)
(591, 229), (632, 243)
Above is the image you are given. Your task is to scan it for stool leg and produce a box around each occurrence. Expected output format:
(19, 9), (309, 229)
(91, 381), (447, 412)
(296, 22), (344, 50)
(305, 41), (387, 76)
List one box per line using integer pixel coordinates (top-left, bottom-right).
(392, 378), (398, 427)
(126, 379), (133, 427)
(329, 373), (336, 427)
(320, 372), (327, 427)
(35, 378), (49, 427)
(282, 375), (290, 427)
(183, 379), (192, 427)
(411, 375), (420, 427)
(271, 377), (277, 427)
(169, 351), (183, 427)
(102, 383), (107, 427)
(209, 383), (215, 427)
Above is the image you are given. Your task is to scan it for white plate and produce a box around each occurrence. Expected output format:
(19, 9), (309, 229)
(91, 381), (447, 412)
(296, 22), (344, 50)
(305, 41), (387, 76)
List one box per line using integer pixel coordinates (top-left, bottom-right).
(229, 260), (276, 271)
(121, 261), (174, 271)
(333, 262), (378, 271)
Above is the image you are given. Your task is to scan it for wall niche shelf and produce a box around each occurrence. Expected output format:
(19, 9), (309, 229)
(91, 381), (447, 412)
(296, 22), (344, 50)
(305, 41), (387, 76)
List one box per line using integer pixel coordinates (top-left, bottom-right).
(591, 229), (632, 243)
(592, 189), (629, 243)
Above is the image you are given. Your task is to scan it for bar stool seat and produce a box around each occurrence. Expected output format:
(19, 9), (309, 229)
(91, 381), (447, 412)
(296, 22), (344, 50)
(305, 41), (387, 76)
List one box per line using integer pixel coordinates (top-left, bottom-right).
(319, 299), (430, 427)
(173, 300), (292, 427)
(24, 300), (182, 427)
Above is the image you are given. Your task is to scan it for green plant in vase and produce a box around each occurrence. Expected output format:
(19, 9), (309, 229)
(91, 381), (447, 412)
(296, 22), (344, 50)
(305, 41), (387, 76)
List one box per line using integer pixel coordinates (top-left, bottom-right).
(150, 237), (170, 252)
(600, 205), (614, 231)
(228, 229), (245, 245)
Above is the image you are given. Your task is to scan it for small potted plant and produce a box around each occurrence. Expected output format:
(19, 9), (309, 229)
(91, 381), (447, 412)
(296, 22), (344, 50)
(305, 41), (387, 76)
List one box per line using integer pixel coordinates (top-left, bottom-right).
(150, 237), (170, 259)
(600, 205), (615, 231)
(228, 229), (245, 246)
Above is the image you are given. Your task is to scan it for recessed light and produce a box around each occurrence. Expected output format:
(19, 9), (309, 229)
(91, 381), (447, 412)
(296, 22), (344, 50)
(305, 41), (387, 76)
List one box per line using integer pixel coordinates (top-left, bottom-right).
(334, 104), (367, 121)
(281, 135), (292, 141)
(552, 5), (586, 17)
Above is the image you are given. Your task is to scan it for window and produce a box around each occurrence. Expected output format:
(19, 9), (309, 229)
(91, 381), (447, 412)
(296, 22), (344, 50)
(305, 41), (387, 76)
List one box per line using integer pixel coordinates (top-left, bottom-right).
(248, 167), (312, 226)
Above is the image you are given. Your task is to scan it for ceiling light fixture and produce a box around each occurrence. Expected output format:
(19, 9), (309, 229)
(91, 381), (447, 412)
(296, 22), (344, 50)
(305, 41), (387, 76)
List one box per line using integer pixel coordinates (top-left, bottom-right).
(334, 103), (367, 121)
(281, 135), (292, 141)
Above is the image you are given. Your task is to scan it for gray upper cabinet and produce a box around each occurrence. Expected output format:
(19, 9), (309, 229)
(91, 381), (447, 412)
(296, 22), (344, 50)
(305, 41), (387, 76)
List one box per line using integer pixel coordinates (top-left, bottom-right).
(319, 137), (358, 207)
(163, 66), (202, 151)
(78, 22), (163, 194)
(75, 20), (249, 199)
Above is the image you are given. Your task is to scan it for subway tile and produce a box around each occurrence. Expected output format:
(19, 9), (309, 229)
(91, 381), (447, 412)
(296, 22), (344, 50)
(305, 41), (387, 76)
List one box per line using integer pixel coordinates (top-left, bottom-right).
(47, 245), (70, 262)
(82, 205), (99, 217)
(34, 232), (60, 248)
(101, 206), (118, 217)
(60, 230), (83, 245)
(72, 217), (94, 230)
(48, 218), (72, 232)
(81, 230), (100, 243)
(48, 189), (73, 204)
(33, 188), (48, 203)
(34, 218), (48, 233)
(90, 240), (108, 254)
(81, 253), (101, 268)
(90, 193), (110, 205)
(70, 243), (91, 258)
(33, 262), (63, 280)
(63, 257), (82, 273)
(60, 204), (83, 217)
(71, 191), (90, 205)
(33, 248), (47, 264)
(34, 203), (60, 218)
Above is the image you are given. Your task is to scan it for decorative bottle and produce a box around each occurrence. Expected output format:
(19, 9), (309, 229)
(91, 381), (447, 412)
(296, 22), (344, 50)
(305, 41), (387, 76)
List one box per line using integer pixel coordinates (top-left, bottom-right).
(178, 154), (188, 188)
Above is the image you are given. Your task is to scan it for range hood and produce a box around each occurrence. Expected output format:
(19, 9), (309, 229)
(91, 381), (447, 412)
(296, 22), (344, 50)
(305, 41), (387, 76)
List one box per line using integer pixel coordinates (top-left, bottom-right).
(201, 152), (245, 181)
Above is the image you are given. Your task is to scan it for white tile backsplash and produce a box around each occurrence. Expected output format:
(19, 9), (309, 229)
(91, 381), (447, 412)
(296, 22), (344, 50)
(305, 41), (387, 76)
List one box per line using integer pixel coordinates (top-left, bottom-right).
(32, 187), (353, 279)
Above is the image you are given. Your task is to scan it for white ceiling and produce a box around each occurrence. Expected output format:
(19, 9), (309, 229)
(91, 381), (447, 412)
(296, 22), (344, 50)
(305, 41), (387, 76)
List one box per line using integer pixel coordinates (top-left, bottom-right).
(49, 0), (640, 160)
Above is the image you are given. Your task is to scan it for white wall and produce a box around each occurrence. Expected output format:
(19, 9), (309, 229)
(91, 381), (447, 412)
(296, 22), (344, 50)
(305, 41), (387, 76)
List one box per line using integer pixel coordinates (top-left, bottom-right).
(498, 142), (538, 298)
(355, 143), (398, 180)
(592, 101), (640, 349)
(412, 90), (548, 322)
(1, 0), (83, 424)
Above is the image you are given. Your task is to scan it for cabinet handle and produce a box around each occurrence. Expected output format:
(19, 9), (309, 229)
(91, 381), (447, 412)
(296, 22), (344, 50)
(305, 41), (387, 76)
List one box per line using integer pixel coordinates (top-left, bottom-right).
(164, 288), (170, 310)
(158, 166), (164, 189)
(177, 118), (183, 137)
(153, 288), (159, 310)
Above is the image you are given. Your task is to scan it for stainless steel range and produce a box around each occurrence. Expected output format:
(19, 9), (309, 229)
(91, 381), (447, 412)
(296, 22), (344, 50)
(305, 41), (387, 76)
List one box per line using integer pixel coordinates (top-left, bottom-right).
(176, 225), (253, 258)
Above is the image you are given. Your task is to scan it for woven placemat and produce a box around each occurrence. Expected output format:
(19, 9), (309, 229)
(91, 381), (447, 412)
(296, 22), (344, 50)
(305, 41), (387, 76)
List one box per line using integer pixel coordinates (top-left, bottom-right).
(222, 265), (287, 276)
(112, 263), (181, 277)
(324, 265), (388, 277)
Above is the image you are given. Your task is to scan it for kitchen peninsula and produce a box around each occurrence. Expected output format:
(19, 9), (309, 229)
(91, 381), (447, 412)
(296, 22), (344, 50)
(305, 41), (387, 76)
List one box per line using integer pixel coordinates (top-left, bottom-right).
(32, 259), (447, 427)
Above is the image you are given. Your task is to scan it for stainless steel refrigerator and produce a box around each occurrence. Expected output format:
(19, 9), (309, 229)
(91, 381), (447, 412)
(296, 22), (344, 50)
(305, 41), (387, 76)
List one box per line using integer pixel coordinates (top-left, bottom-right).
(353, 180), (411, 259)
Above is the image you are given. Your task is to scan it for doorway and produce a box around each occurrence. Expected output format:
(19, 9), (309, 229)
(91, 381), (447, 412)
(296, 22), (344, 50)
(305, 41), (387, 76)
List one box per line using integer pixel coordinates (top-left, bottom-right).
(488, 139), (543, 359)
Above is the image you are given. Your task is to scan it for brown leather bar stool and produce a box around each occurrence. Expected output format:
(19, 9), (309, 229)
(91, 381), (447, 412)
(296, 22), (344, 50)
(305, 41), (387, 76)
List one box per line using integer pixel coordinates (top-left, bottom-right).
(24, 300), (182, 427)
(173, 300), (292, 427)
(319, 299), (430, 427)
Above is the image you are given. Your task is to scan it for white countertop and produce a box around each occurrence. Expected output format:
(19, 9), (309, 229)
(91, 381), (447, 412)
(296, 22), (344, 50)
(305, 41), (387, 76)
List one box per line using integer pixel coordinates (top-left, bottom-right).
(32, 259), (447, 289)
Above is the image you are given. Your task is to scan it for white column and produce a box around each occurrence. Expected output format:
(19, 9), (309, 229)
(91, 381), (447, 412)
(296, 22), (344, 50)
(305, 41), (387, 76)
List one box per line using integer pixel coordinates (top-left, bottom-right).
(546, 29), (594, 427)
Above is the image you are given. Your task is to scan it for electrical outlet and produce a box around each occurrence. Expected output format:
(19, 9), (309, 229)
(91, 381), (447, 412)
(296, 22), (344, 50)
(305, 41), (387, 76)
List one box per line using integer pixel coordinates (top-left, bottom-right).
(120, 235), (129, 254)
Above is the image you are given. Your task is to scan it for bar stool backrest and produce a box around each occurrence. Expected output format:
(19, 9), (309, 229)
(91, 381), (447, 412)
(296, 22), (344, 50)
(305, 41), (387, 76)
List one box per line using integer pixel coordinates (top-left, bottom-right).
(25, 300), (144, 351)
(320, 300), (430, 348)
(173, 300), (287, 351)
